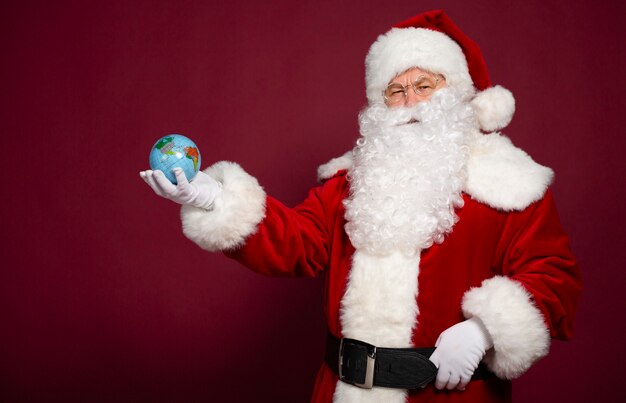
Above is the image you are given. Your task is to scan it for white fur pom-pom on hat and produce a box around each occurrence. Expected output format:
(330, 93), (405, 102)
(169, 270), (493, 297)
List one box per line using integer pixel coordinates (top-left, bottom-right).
(471, 85), (516, 132)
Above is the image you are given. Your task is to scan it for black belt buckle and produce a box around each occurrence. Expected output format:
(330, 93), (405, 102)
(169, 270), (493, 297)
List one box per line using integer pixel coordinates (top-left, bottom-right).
(338, 338), (377, 389)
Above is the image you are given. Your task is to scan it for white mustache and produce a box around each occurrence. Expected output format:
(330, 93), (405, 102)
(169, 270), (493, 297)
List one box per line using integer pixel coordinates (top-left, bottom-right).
(359, 87), (476, 135)
(358, 104), (423, 131)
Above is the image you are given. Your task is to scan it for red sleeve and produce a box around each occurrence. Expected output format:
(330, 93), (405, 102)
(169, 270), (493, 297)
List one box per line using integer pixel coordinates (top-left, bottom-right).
(462, 189), (582, 379)
(225, 177), (345, 278)
(498, 189), (582, 340)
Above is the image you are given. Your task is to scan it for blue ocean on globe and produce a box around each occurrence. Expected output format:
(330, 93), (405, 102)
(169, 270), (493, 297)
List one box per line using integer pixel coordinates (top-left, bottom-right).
(149, 134), (201, 184)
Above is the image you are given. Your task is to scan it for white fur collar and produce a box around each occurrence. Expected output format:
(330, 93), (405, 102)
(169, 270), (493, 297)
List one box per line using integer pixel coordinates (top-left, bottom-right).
(317, 151), (354, 182)
(317, 133), (553, 211)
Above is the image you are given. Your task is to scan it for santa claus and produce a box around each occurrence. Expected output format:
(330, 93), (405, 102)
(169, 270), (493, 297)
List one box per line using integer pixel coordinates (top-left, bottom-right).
(140, 10), (582, 403)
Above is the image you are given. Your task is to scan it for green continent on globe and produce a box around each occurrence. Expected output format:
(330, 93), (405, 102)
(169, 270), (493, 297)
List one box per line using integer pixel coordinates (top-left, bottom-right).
(155, 137), (176, 155)
(155, 136), (173, 150)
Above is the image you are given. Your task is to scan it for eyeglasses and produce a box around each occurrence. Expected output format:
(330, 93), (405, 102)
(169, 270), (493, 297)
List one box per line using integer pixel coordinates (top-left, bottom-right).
(382, 74), (444, 105)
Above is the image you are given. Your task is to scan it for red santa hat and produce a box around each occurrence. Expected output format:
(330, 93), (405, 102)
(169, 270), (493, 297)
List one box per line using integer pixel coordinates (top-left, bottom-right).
(365, 9), (515, 132)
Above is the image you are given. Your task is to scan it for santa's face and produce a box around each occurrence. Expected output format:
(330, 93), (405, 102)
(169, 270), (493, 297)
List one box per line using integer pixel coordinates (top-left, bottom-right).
(384, 67), (447, 107)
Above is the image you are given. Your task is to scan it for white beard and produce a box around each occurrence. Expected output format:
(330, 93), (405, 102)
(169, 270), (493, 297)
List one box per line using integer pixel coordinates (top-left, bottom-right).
(343, 87), (479, 257)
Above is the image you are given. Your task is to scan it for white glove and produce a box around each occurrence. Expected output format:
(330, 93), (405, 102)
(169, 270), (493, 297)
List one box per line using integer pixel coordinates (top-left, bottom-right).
(139, 168), (221, 210)
(429, 316), (493, 391)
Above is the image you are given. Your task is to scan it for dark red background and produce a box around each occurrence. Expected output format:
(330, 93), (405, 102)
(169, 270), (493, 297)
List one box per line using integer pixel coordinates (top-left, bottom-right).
(2, 0), (625, 401)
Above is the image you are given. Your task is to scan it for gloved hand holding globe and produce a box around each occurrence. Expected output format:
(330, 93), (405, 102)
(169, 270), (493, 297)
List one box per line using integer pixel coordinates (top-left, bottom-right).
(140, 134), (221, 210)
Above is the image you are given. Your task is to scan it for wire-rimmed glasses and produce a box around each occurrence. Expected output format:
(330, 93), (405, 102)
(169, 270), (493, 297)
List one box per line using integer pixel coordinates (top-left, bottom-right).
(383, 74), (445, 106)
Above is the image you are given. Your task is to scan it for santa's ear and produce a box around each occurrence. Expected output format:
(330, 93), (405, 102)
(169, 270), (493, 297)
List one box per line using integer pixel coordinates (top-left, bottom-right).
(471, 85), (515, 132)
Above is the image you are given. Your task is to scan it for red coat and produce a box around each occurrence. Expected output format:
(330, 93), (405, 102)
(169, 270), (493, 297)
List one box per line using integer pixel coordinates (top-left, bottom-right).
(180, 134), (582, 403)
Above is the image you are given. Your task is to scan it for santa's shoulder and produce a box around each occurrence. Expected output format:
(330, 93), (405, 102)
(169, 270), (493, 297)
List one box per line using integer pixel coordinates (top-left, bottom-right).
(317, 134), (554, 211)
(465, 132), (554, 211)
(317, 151), (353, 183)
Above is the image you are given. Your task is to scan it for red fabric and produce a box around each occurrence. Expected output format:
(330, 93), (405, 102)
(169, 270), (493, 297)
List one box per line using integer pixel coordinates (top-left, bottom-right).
(394, 10), (492, 91)
(226, 172), (581, 402)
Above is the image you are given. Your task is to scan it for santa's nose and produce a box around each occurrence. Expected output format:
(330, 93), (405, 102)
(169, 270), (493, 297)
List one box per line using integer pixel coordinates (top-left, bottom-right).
(405, 90), (422, 107)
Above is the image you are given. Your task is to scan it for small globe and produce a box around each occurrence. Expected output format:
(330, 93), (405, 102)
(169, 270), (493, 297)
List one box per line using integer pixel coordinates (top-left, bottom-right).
(149, 134), (201, 184)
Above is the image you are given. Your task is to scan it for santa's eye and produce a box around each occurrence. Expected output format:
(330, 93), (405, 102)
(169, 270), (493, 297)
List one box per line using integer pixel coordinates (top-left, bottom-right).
(412, 76), (440, 95)
(384, 84), (407, 101)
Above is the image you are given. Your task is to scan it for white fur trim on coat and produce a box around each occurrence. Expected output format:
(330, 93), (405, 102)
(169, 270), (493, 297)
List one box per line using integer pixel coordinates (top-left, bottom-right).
(365, 27), (473, 104)
(465, 132), (553, 211)
(317, 151), (353, 183)
(336, 250), (421, 403)
(180, 161), (266, 251)
(462, 276), (550, 379)
(471, 85), (515, 132)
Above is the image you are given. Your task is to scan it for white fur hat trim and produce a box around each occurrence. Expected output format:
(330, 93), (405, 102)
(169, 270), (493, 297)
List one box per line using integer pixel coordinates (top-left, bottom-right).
(365, 27), (473, 104)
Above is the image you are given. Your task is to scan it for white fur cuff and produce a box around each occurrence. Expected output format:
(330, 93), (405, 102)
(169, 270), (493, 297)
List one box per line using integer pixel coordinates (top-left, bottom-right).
(180, 161), (266, 251)
(462, 276), (550, 379)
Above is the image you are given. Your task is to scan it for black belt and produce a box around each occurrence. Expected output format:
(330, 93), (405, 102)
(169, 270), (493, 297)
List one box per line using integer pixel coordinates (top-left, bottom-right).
(325, 332), (493, 389)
